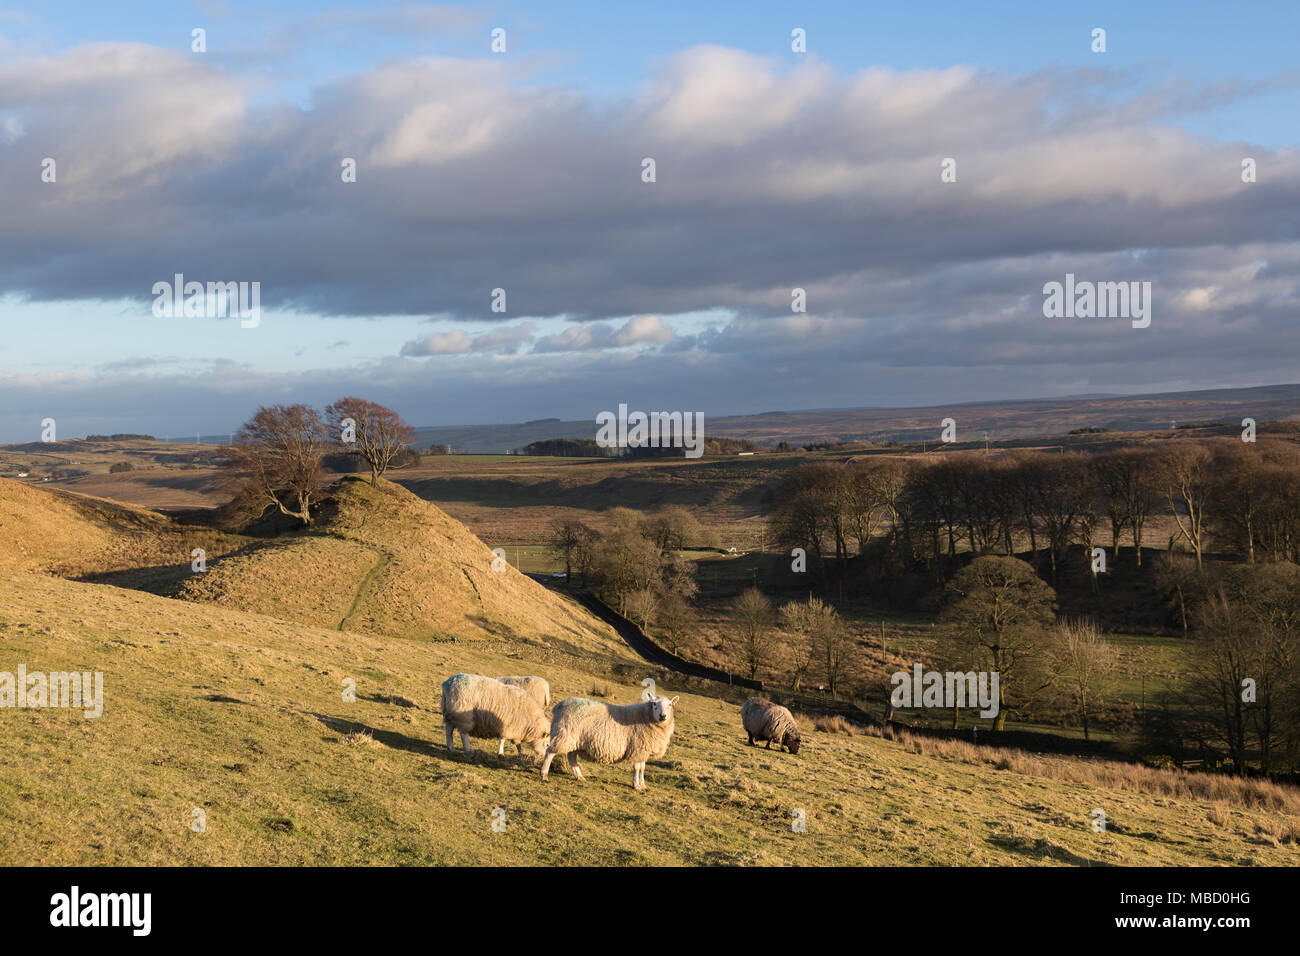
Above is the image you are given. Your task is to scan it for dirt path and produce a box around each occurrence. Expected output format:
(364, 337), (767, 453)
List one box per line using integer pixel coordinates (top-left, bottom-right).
(339, 548), (391, 631)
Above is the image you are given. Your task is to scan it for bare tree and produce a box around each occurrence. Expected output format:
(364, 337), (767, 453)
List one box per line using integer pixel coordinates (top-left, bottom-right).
(778, 599), (822, 692)
(1209, 443), (1268, 565)
(1049, 618), (1118, 740)
(224, 404), (329, 527)
(731, 587), (776, 680)
(656, 591), (693, 656)
(590, 526), (661, 614)
(1159, 442), (1213, 569)
(325, 397), (415, 485)
(623, 587), (659, 632)
(550, 518), (597, 581)
(779, 597), (845, 694)
(940, 555), (1058, 730)
(809, 602), (855, 698)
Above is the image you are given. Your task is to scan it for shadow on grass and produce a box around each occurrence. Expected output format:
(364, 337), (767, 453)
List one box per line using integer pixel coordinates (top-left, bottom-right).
(313, 713), (441, 759)
(986, 833), (1110, 866)
(312, 713), (540, 772)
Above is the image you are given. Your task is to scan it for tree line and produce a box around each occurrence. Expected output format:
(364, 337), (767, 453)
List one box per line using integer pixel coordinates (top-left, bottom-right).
(766, 439), (1300, 587)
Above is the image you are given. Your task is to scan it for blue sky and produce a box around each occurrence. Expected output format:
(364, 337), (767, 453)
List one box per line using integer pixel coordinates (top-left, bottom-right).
(1, 1), (1299, 440)
(10, 0), (1298, 143)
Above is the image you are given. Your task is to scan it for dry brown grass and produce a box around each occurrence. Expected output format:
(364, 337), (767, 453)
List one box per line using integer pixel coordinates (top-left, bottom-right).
(867, 723), (1300, 814)
(802, 713), (863, 735)
(21, 475), (632, 658)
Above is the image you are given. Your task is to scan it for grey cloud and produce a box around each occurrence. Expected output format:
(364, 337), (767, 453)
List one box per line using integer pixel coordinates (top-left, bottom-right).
(0, 40), (1298, 437)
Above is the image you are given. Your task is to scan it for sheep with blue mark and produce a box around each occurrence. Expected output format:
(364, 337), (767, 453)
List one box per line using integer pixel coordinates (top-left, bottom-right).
(440, 673), (550, 760)
(540, 694), (679, 791)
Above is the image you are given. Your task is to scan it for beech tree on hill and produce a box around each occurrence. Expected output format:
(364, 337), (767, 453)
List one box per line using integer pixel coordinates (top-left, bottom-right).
(225, 404), (329, 527)
(325, 397), (414, 486)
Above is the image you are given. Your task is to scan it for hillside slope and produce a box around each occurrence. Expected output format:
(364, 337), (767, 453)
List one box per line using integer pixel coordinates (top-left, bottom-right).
(1, 570), (1296, 865)
(0, 477), (240, 576)
(169, 477), (628, 656)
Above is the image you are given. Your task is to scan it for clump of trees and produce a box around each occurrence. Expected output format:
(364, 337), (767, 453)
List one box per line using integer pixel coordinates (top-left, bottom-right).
(548, 506), (706, 654)
(1146, 561), (1300, 775)
(723, 588), (860, 696)
(766, 438), (1300, 593)
(221, 399), (413, 527)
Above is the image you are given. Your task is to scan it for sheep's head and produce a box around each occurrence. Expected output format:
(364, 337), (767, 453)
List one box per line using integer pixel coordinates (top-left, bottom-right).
(783, 731), (801, 755)
(526, 715), (551, 755)
(648, 695), (679, 724)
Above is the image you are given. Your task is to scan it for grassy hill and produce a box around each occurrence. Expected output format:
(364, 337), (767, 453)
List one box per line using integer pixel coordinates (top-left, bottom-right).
(3, 476), (1299, 866)
(2, 569), (1298, 866)
(0, 477), (241, 576)
(161, 477), (629, 656)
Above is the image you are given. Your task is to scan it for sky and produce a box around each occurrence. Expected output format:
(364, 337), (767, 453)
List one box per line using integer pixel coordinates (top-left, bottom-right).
(1, 1), (1299, 441)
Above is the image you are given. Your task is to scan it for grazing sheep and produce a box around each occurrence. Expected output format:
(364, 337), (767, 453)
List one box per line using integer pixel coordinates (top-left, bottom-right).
(741, 697), (801, 754)
(540, 695), (679, 791)
(440, 673), (550, 759)
(496, 675), (551, 710)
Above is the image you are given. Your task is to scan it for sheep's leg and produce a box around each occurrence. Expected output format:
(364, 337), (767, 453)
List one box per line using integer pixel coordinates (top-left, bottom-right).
(765, 740), (772, 750)
(497, 739), (506, 756)
(569, 754), (584, 780)
(747, 733), (755, 746)
(633, 762), (646, 791)
(444, 725), (455, 751)
(460, 730), (472, 754)
(540, 749), (556, 781)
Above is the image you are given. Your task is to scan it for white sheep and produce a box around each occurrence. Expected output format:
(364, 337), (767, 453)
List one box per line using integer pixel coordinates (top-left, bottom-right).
(496, 675), (551, 710)
(440, 673), (550, 759)
(741, 697), (801, 754)
(540, 694), (679, 791)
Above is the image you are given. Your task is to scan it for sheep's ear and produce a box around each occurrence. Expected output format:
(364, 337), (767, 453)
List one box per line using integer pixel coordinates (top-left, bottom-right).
(669, 696), (679, 706)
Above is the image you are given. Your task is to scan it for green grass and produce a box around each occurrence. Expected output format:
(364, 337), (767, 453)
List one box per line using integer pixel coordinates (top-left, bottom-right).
(2, 569), (1297, 866)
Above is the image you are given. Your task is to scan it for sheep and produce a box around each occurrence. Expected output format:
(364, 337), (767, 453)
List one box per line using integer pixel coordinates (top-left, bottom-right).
(440, 673), (550, 759)
(741, 697), (801, 754)
(540, 694), (679, 791)
(496, 675), (550, 710)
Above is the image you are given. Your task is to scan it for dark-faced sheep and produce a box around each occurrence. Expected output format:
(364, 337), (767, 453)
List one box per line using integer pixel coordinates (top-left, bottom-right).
(440, 673), (550, 759)
(540, 695), (679, 791)
(741, 697), (801, 754)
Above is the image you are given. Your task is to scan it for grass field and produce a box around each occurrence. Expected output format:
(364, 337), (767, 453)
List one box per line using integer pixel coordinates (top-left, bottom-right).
(3, 569), (1297, 866)
(2, 454), (1297, 867)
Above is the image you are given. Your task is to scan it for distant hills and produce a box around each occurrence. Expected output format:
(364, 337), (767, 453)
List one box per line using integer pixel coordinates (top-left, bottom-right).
(411, 383), (1300, 452)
